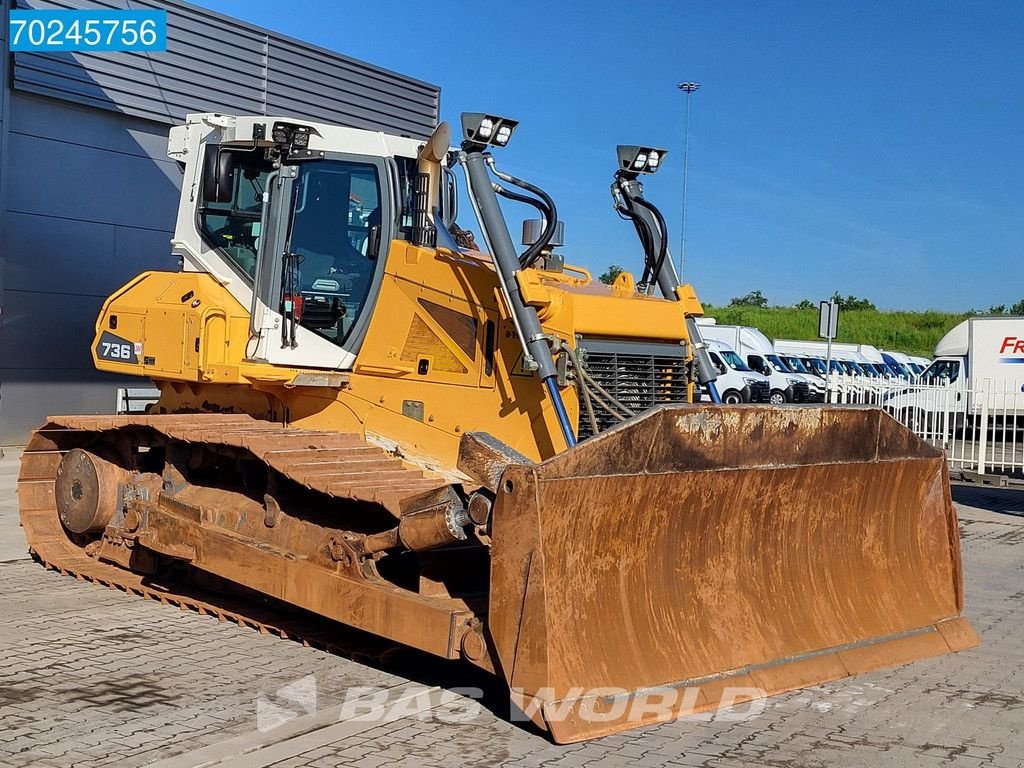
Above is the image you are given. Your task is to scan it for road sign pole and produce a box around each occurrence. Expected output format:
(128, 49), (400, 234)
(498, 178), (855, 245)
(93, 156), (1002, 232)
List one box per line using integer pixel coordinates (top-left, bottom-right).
(825, 334), (833, 402)
(819, 299), (839, 403)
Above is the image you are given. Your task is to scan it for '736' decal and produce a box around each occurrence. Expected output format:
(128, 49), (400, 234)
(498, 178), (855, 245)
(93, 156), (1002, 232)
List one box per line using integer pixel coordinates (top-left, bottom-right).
(95, 331), (139, 364)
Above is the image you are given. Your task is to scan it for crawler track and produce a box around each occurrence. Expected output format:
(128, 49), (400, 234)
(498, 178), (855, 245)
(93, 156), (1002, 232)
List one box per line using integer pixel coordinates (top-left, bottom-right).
(17, 414), (449, 656)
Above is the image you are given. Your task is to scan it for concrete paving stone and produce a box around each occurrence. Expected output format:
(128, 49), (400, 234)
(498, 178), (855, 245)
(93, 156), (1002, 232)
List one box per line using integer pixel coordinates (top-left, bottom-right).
(265, 757), (310, 768)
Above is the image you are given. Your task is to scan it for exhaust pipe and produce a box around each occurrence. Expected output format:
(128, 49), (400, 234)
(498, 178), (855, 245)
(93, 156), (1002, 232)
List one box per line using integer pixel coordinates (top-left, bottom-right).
(413, 122), (452, 247)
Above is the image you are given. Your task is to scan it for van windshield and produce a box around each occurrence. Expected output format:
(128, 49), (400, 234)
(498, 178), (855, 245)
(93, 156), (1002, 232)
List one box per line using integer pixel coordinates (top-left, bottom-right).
(884, 359), (910, 377)
(887, 362), (908, 377)
(721, 350), (752, 371)
(784, 355), (810, 374)
(767, 354), (790, 373)
(802, 357), (827, 375)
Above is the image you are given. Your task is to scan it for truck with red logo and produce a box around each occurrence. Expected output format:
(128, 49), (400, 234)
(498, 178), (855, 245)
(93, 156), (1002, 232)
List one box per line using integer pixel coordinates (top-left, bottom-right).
(883, 316), (1024, 433)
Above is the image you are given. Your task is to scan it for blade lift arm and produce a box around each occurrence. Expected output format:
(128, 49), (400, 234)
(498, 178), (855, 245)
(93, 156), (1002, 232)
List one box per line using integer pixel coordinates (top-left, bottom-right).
(459, 149), (577, 449)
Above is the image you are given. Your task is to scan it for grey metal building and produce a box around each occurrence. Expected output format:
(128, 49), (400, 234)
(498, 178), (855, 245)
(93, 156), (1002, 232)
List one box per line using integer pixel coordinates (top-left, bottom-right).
(0, 0), (439, 443)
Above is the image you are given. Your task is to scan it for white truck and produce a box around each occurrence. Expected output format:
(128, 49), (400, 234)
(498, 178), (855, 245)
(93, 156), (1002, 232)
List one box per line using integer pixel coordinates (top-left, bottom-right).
(697, 322), (825, 403)
(883, 317), (1024, 430)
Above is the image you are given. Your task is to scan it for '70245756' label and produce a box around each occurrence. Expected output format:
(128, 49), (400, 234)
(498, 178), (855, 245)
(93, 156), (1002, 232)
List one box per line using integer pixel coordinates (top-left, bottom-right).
(9, 9), (167, 52)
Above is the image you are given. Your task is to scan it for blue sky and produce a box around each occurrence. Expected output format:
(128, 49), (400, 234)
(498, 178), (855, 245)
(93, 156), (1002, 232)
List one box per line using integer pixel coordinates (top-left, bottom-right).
(195, 0), (1023, 312)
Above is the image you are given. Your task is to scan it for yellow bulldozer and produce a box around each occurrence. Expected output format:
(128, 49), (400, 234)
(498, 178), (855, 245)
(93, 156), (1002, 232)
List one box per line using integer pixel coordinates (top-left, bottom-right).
(18, 111), (977, 743)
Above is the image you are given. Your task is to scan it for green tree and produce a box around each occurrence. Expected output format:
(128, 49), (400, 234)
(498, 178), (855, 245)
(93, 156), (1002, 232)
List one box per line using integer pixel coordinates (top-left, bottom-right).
(988, 304), (1008, 315)
(795, 299), (816, 310)
(729, 290), (769, 308)
(1011, 299), (1024, 315)
(830, 291), (876, 311)
(599, 264), (625, 285)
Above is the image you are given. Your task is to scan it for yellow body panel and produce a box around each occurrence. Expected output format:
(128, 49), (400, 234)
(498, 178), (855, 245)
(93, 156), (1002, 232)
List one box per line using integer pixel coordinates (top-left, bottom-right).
(93, 240), (701, 468)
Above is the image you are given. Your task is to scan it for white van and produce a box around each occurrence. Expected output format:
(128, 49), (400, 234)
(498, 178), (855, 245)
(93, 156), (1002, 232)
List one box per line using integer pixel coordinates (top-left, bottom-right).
(702, 340), (771, 404)
(697, 322), (824, 403)
(880, 350), (919, 378)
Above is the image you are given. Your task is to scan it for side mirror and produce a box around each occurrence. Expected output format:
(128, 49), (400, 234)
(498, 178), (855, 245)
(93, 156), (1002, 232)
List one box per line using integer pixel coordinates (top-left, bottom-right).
(366, 225), (382, 260)
(201, 148), (236, 204)
(442, 166), (458, 228)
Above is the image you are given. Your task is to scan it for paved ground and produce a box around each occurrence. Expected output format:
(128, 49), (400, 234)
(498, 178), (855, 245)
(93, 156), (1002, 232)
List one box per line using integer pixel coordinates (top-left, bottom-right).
(1, 448), (1023, 768)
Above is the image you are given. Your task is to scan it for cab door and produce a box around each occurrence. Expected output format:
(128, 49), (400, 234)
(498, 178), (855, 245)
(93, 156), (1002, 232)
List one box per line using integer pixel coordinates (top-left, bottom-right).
(249, 154), (393, 370)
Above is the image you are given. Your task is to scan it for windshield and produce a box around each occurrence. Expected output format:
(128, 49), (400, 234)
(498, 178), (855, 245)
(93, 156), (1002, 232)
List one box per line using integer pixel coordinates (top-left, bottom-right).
(784, 355), (810, 374)
(887, 362), (908, 377)
(801, 357), (825, 375)
(766, 354), (790, 373)
(909, 363), (923, 375)
(922, 359), (960, 383)
(850, 361), (871, 376)
(721, 350), (752, 371)
(198, 148), (274, 279)
(884, 359), (910, 377)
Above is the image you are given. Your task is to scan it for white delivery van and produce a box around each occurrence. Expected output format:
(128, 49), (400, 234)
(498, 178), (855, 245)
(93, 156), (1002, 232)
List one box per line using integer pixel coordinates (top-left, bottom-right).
(702, 340), (771, 404)
(883, 317), (1024, 429)
(880, 350), (919, 378)
(697, 321), (824, 403)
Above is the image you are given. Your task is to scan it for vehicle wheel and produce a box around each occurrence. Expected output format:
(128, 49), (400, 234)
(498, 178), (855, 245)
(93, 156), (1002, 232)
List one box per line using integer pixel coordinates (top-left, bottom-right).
(769, 390), (787, 406)
(722, 390), (743, 405)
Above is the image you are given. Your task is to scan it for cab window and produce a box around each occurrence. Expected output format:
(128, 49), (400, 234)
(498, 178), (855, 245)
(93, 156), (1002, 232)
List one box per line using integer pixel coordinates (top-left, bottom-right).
(198, 149), (273, 279)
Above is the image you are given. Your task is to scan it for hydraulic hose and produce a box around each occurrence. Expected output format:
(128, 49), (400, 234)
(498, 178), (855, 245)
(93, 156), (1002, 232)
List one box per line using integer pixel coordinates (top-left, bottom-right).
(632, 196), (670, 290)
(486, 158), (559, 268)
(495, 184), (551, 232)
(614, 203), (655, 285)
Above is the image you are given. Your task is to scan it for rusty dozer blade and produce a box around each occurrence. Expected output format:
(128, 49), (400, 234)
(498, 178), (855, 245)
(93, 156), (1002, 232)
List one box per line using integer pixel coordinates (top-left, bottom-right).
(487, 405), (978, 743)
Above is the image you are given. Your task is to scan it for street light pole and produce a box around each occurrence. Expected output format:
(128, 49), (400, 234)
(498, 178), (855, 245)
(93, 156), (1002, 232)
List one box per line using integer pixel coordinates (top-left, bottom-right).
(677, 81), (700, 278)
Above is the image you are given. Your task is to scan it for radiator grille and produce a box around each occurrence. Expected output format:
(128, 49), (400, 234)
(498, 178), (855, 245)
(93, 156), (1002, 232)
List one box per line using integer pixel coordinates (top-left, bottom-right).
(749, 380), (770, 402)
(577, 338), (690, 439)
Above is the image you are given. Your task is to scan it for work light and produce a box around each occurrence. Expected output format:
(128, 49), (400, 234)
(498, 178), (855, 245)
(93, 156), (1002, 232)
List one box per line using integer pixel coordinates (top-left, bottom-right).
(461, 113), (519, 150)
(616, 145), (668, 177)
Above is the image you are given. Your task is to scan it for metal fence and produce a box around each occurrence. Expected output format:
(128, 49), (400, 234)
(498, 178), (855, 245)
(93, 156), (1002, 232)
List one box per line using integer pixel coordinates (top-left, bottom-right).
(825, 374), (1024, 477)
